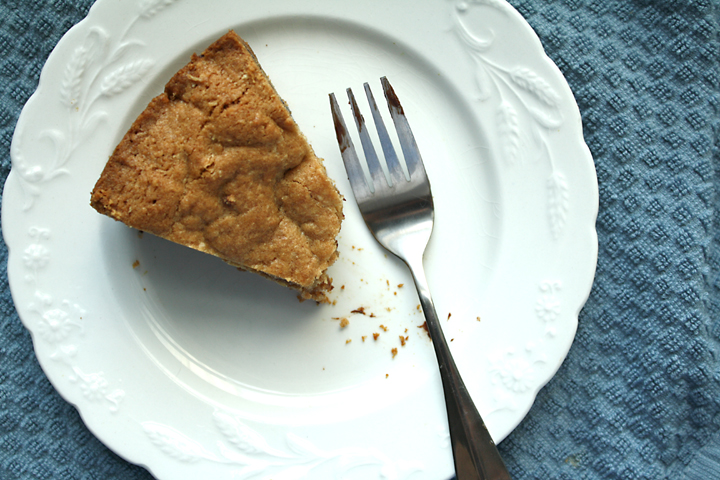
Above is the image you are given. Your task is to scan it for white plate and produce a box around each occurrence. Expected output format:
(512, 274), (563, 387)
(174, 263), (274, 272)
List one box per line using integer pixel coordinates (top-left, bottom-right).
(3, 0), (597, 478)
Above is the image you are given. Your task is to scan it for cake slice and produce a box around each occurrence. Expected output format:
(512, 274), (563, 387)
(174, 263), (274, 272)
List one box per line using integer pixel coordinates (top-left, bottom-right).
(91, 31), (343, 302)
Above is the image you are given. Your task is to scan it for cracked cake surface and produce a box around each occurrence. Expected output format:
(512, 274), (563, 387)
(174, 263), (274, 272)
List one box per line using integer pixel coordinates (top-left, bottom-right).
(90, 31), (343, 302)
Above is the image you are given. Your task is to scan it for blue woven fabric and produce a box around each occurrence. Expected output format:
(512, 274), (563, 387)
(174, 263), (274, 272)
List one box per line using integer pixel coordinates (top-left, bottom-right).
(2, 0), (720, 478)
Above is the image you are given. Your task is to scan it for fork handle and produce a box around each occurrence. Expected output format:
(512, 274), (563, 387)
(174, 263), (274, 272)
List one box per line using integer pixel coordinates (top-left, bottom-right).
(406, 257), (512, 480)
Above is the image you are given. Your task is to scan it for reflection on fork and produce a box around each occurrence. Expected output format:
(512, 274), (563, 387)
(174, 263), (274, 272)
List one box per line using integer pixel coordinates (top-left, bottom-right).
(329, 77), (511, 480)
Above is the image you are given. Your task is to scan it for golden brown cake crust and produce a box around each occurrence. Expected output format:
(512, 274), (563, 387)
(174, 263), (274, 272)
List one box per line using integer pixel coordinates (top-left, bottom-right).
(91, 31), (343, 302)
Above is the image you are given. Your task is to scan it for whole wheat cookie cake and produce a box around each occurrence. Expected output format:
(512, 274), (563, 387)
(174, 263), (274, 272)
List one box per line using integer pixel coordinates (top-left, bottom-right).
(91, 31), (343, 302)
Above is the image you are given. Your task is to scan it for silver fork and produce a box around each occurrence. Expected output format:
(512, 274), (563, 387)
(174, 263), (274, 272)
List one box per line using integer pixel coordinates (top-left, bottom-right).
(329, 78), (511, 480)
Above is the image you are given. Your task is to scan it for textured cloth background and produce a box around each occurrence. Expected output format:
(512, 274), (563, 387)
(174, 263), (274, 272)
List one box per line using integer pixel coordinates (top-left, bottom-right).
(1, 0), (720, 479)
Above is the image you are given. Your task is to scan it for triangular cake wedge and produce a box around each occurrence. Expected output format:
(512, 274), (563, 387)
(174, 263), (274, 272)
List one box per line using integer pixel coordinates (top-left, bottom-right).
(91, 31), (343, 302)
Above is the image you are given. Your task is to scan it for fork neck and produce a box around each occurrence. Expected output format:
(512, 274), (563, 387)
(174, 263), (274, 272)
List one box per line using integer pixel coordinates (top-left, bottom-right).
(403, 254), (440, 336)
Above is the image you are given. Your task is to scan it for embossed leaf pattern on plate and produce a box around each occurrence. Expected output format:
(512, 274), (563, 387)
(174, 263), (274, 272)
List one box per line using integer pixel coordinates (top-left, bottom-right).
(454, 1), (570, 239)
(139, 0), (180, 18)
(496, 101), (521, 165)
(142, 411), (423, 479)
(548, 172), (570, 240)
(100, 59), (155, 96)
(13, 10), (157, 210)
(144, 422), (219, 463)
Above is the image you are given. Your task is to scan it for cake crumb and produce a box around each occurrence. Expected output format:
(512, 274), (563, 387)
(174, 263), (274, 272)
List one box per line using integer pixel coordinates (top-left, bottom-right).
(380, 324), (388, 332)
(369, 312), (376, 318)
(373, 333), (380, 340)
(447, 312), (452, 320)
(385, 373), (389, 378)
(339, 318), (349, 328)
(391, 348), (398, 358)
(418, 321), (430, 337)
(132, 260), (140, 269)
(399, 335), (409, 347)
(362, 335), (367, 342)
(416, 304), (421, 310)
(351, 306), (366, 315)
(477, 316), (481, 322)
(345, 339), (352, 344)
(398, 283), (404, 288)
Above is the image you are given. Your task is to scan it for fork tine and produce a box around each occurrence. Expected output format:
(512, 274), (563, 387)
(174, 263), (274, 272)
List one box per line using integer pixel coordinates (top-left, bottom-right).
(363, 82), (406, 186)
(329, 93), (371, 201)
(380, 77), (428, 182)
(347, 87), (388, 191)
